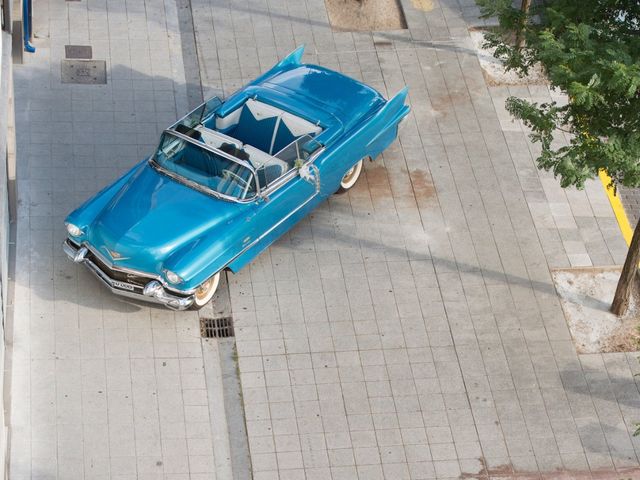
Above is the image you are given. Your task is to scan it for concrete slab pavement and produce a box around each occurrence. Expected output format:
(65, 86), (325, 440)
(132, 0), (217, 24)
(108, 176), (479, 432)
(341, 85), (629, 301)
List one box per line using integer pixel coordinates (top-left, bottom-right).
(7, 0), (640, 479)
(9, 0), (224, 478)
(188, 0), (639, 478)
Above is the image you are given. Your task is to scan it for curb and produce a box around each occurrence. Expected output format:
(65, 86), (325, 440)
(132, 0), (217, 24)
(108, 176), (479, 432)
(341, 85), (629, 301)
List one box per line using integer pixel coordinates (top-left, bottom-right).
(599, 170), (633, 246)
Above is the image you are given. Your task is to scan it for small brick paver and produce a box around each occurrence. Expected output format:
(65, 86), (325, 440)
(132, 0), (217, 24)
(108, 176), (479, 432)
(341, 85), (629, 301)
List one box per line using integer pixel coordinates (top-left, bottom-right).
(190, 0), (638, 479)
(9, 0), (217, 478)
(9, 0), (640, 479)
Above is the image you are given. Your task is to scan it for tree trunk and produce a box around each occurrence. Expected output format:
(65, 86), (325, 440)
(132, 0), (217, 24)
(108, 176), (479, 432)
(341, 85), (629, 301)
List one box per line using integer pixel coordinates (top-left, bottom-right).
(611, 217), (640, 316)
(516, 0), (532, 49)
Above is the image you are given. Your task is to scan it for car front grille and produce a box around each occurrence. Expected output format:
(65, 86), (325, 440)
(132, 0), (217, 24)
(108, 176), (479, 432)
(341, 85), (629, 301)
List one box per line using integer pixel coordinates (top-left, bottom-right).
(84, 248), (154, 288)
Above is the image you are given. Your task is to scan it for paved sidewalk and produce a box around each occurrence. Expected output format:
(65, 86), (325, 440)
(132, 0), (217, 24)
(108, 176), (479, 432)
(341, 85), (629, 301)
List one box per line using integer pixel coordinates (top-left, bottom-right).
(9, 0), (222, 478)
(189, 0), (639, 479)
(8, 0), (640, 479)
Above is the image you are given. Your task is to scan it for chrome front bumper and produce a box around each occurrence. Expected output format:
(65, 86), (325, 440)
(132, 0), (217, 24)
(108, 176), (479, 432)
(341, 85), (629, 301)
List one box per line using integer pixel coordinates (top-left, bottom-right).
(63, 240), (194, 311)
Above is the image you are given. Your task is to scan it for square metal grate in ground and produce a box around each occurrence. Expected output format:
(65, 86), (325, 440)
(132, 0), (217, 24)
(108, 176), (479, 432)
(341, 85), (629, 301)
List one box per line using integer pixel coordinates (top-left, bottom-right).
(65, 45), (92, 59)
(61, 59), (106, 84)
(200, 316), (234, 338)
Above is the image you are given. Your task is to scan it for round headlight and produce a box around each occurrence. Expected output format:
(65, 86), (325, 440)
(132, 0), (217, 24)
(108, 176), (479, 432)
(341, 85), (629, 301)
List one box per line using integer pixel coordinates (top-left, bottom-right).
(66, 223), (83, 237)
(164, 270), (183, 284)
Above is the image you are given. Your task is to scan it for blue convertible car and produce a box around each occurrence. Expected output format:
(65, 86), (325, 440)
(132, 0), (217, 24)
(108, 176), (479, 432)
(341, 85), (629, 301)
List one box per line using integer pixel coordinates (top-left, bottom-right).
(64, 46), (410, 310)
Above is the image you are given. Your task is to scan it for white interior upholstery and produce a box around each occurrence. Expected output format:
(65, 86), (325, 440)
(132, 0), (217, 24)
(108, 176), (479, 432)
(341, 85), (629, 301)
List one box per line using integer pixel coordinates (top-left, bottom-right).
(215, 108), (242, 130)
(280, 112), (322, 137)
(196, 134), (288, 181)
(243, 145), (275, 169)
(198, 127), (242, 149)
(195, 102), (320, 188)
(214, 99), (322, 150)
(246, 99), (283, 120)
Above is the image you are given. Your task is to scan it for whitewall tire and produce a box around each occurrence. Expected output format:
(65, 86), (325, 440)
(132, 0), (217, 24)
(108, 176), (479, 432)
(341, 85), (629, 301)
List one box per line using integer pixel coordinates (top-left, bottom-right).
(191, 272), (221, 309)
(336, 158), (364, 193)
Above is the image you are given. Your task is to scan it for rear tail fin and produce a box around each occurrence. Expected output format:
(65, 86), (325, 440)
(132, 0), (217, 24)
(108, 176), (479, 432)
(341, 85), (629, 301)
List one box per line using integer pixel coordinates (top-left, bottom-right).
(275, 45), (305, 69)
(250, 45), (305, 86)
(365, 87), (410, 159)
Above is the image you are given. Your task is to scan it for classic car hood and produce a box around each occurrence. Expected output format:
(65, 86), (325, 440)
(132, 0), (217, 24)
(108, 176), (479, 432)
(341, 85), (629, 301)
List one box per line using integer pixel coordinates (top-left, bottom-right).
(87, 163), (241, 273)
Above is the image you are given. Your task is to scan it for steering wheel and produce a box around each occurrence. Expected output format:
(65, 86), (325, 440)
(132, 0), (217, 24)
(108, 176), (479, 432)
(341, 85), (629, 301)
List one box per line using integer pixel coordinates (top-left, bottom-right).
(221, 169), (249, 190)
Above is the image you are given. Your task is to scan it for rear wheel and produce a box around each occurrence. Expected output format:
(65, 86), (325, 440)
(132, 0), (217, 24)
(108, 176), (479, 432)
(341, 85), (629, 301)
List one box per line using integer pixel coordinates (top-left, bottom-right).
(190, 272), (221, 310)
(336, 158), (364, 194)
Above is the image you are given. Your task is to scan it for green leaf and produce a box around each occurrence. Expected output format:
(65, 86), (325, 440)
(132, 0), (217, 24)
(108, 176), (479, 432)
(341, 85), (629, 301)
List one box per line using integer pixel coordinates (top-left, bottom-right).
(474, 0), (640, 189)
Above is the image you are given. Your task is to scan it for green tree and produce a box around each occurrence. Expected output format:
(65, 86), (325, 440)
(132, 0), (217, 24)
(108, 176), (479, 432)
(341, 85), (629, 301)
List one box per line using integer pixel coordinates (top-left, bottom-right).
(476, 0), (640, 315)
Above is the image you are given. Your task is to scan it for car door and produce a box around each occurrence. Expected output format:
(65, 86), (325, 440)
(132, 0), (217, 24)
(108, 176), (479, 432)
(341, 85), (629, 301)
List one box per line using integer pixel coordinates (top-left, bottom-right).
(227, 139), (323, 271)
(252, 159), (320, 246)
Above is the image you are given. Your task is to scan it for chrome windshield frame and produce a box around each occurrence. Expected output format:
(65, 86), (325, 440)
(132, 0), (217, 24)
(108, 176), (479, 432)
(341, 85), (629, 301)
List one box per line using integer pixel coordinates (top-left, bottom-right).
(169, 96), (223, 130)
(150, 129), (259, 204)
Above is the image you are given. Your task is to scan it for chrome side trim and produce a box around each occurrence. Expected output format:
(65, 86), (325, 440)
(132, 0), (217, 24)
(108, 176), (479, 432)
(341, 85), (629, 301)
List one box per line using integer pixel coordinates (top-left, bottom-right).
(226, 173), (322, 269)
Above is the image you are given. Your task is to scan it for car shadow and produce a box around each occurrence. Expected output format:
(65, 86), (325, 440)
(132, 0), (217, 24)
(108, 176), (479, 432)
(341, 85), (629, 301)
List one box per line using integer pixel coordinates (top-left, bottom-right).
(14, 62), (202, 314)
(303, 216), (560, 297)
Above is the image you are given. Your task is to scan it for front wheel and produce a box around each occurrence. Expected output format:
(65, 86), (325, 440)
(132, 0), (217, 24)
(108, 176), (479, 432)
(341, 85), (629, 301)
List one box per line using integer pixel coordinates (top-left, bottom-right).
(335, 158), (365, 194)
(191, 272), (221, 310)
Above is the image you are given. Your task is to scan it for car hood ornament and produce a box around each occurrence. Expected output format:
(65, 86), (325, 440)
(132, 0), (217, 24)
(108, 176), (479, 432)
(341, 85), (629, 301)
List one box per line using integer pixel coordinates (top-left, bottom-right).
(103, 246), (129, 261)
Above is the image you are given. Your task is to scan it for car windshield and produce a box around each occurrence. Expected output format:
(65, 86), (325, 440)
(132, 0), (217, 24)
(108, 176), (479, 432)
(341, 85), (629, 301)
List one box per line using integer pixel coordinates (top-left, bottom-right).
(152, 132), (256, 200)
(173, 97), (222, 132)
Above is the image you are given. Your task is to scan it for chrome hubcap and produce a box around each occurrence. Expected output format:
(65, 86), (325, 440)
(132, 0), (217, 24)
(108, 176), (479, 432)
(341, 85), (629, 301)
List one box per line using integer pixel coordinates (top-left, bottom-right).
(195, 278), (214, 302)
(342, 165), (357, 185)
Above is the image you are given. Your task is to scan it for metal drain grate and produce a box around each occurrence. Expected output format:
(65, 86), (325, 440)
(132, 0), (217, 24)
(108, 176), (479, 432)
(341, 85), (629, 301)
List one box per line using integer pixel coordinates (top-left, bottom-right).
(61, 59), (107, 84)
(200, 316), (234, 338)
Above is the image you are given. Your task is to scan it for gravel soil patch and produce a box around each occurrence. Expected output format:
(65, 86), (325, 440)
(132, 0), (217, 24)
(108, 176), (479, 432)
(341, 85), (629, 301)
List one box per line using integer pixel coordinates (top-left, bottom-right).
(552, 267), (640, 353)
(324, 0), (407, 31)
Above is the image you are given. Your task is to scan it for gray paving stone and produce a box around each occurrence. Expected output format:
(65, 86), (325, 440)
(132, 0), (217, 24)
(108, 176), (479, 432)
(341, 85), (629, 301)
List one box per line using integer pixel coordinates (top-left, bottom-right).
(9, 0), (222, 477)
(10, 0), (640, 479)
